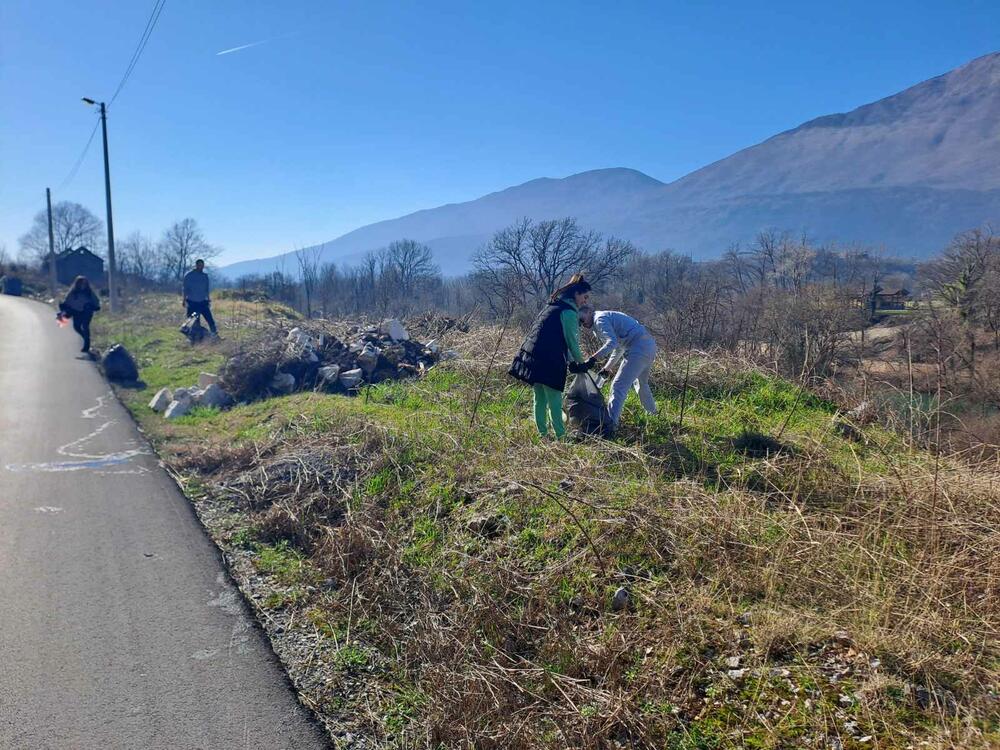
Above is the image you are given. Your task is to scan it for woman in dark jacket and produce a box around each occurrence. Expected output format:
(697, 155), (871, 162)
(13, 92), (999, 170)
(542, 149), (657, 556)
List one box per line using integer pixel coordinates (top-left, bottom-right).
(60, 276), (101, 353)
(509, 274), (594, 438)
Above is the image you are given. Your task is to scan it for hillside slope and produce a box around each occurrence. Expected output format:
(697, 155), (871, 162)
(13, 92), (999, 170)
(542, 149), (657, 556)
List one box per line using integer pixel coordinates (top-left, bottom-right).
(92, 299), (1000, 748)
(220, 52), (1000, 277)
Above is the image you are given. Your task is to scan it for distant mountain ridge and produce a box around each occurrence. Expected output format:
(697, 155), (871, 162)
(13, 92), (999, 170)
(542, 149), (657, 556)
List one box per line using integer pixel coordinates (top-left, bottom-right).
(220, 51), (1000, 279)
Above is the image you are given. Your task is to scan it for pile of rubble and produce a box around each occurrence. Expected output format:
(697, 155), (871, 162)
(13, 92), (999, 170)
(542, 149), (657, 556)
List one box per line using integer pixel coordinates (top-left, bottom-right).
(267, 318), (455, 396)
(146, 319), (454, 419)
(148, 372), (232, 420)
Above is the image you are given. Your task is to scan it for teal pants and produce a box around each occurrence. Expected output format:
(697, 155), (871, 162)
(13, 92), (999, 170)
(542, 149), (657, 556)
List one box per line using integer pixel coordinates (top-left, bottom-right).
(533, 383), (565, 438)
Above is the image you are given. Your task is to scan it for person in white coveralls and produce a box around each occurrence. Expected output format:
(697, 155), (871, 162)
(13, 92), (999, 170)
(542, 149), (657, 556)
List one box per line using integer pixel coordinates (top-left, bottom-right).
(578, 306), (658, 428)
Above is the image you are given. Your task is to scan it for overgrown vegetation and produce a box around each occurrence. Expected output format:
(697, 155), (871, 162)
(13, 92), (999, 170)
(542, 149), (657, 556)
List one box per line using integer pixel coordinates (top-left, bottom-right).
(92, 297), (999, 749)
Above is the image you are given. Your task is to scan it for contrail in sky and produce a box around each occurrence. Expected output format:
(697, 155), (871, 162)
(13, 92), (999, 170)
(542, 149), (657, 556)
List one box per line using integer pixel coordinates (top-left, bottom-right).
(216, 37), (277, 56)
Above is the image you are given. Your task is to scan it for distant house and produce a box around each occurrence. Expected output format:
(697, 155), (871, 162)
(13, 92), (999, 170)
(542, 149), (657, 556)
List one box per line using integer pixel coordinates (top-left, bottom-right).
(872, 288), (910, 311)
(43, 247), (105, 286)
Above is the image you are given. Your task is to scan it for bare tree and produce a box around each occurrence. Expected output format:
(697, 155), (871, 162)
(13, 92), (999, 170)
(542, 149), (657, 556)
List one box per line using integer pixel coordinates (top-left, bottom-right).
(158, 218), (219, 282)
(295, 245), (324, 318)
(18, 201), (104, 262)
(384, 239), (438, 296)
(118, 231), (159, 281)
(473, 217), (634, 309)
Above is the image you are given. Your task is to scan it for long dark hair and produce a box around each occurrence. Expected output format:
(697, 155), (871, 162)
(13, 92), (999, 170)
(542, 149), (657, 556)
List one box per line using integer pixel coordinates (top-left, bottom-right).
(72, 275), (91, 292)
(550, 273), (591, 302)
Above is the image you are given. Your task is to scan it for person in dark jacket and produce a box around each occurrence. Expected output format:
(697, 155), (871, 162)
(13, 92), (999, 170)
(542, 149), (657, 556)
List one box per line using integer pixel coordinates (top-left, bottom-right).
(60, 275), (101, 353)
(509, 274), (596, 438)
(182, 259), (218, 335)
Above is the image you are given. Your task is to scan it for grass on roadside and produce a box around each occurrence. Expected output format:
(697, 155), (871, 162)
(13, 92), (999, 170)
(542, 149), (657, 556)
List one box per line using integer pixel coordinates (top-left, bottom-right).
(92, 295), (1000, 750)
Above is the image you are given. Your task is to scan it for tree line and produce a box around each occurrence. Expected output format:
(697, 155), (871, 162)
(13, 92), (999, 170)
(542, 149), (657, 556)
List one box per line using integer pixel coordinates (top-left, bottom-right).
(16, 201), (219, 284)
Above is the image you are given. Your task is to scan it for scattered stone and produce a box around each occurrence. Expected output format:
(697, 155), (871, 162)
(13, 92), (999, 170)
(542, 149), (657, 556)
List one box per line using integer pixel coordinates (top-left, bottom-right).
(611, 586), (630, 611)
(197, 372), (220, 388)
(317, 365), (341, 384)
(725, 656), (741, 669)
(380, 318), (410, 341)
(148, 388), (172, 412)
(356, 343), (380, 374)
(102, 344), (139, 382)
(194, 383), (230, 409)
(339, 368), (364, 389)
(270, 372), (296, 393)
(164, 398), (192, 420)
(727, 669), (746, 680)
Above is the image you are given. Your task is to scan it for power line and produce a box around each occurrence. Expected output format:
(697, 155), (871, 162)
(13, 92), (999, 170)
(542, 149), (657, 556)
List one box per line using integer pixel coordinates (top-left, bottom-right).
(108, 0), (167, 108)
(56, 115), (101, 192)
(53, 0), (166, 193)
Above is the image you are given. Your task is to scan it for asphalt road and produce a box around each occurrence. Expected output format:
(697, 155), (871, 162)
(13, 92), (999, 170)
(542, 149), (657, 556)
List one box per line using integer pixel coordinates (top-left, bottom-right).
(0, 295), (329, 750)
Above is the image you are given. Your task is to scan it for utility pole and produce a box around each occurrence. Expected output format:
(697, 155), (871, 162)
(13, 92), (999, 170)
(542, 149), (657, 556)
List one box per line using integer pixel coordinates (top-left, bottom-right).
(83, 98), (118, 312)
(46, 188), (57, 297)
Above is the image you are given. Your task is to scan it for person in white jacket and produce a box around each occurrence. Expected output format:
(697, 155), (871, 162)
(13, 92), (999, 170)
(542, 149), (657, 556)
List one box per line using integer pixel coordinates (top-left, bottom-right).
(579, 306), (658, 427)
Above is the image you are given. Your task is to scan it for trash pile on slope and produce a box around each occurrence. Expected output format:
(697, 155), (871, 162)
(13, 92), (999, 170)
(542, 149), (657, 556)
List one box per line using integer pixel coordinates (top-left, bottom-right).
(220, 318), (455, 403)
(149, 372), (232, 420)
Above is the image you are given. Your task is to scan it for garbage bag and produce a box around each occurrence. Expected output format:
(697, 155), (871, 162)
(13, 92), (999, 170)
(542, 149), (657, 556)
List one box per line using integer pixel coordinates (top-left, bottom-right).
(563, 372), (612, 437)
(102, 344), (139, 382)
(180, 312), (207, 344)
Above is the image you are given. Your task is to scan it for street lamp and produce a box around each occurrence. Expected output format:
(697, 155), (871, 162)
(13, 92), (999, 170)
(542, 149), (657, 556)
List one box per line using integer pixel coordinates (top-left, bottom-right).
(82, 97), (118, 312)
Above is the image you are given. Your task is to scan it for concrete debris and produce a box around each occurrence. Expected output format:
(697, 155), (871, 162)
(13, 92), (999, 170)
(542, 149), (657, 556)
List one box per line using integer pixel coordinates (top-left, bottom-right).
(356, 343), (380, 374)
(164, 398), (193, 420)
(197, 372), (220, 388)
(221, 319), (447, 403)
(194, 383), (230, 409)
(339, 368), (364, 389)
(317, 365), (341, 383)
(380, 319), (409, 341)
(148, 388), (172, 412)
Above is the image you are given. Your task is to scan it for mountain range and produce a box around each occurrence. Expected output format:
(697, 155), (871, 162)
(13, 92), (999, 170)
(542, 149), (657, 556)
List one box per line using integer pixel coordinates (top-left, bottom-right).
(220, 51), (1000, 279)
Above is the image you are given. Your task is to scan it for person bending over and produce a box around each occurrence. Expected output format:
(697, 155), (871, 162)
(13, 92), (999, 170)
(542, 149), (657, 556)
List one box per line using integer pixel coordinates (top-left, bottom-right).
(182, 259), (218, 335)
(579, 306), (657, 428)
(509, 274), (594, 438)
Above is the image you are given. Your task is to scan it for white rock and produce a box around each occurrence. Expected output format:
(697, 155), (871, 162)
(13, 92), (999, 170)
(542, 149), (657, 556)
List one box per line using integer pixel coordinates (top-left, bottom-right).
(318, 365), (341, 383)
(339, 368), (364, 389)
(380, 319), (409, 341)
(270, 372), (296, 393)
(195, 383), (230, 409)
(148, 388), (172, 412)
(197, 372), (220, 388)
(727, 669), (746, 680)
(164, 398), (192, 420)
(357, 343), (380, 374)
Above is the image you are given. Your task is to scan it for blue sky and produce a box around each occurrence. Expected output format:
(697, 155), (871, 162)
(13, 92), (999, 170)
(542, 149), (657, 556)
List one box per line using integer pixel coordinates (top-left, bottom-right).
(2, 0), (998, 266)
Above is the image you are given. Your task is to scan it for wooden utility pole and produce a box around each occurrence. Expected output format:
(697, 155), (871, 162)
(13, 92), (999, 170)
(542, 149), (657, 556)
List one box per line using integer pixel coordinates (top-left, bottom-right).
(46, 188), (57, 296)
(98, 102), (118, 312)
